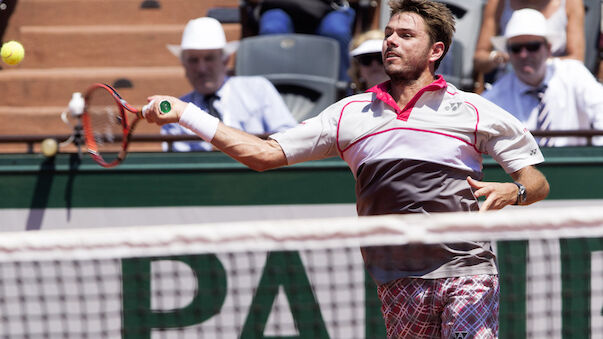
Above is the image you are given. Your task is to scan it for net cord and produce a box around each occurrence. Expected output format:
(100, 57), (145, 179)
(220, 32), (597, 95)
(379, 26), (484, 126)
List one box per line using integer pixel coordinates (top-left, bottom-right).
(2, 205), (603, 262)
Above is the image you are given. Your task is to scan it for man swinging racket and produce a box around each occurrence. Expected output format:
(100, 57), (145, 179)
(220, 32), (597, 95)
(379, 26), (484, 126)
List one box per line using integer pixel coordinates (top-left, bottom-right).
(143, 0), (550, 337)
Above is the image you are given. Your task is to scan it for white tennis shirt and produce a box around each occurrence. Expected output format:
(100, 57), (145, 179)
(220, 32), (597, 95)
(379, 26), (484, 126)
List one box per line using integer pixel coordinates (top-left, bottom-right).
(272, 76), (543, 177)
(271, 76), (545, 283)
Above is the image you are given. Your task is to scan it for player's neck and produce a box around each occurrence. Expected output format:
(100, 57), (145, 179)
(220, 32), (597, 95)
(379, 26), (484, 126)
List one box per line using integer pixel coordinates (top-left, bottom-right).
(389, 72), (436, 108)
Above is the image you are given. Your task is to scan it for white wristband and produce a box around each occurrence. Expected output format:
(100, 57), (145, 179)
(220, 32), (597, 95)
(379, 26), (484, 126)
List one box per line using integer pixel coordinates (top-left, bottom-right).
(178, 103), (220, 142)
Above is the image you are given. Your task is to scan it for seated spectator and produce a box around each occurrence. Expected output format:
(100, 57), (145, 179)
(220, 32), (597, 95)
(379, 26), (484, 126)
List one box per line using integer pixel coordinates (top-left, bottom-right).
(482, 9), (603, 147)
(348, 29), (388, 93)
(163, 17), (298, 151)
(257, 0), (355, 82)
(474, 0), (585, 86)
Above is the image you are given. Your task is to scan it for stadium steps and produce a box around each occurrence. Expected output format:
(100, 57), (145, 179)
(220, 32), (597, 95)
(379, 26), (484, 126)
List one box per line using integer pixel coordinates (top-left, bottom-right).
(17, 23), (241, 69)
(0, 0), (240, 152)
(0, 66), (189, 106)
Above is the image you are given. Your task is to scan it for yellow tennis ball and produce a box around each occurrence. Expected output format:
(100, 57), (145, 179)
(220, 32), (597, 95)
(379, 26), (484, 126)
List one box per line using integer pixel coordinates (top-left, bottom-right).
(1, 40), (25, 65)
(41, 138), (58, 157)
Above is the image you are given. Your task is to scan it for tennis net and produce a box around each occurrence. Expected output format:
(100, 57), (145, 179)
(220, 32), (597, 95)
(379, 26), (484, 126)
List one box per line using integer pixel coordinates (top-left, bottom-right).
(1, 206), (602, 338)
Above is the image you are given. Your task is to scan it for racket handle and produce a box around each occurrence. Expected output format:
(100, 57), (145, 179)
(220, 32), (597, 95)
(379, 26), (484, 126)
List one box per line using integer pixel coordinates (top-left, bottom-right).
(141, 100), (153, 118)
(141, 99), (171, 118)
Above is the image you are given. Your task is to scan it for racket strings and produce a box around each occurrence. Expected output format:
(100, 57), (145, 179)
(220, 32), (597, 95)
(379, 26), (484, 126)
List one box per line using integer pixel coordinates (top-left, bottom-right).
(84, 87), (127, 164)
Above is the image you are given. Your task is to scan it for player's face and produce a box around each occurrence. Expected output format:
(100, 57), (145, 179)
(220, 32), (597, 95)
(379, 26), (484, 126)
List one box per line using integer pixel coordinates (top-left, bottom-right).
(507, 35), (550, 86)
(382, 12), (438, 82)
(181, 49), (227, 95)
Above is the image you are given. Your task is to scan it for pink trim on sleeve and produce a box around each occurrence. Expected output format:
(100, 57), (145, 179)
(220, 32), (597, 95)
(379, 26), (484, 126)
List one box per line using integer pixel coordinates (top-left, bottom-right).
(336, 100), (373, 158)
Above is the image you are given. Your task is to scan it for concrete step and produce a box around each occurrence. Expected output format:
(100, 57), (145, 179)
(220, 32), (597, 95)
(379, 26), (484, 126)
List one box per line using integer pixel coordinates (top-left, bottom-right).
(5, 0), (239, 39)
(0, 66), (192, 106)
(14, 23), (240, 68)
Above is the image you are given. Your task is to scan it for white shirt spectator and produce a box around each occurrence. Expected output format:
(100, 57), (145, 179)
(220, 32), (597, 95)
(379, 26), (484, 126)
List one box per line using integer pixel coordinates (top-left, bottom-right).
(482, 58), (603, 146)
(162, 76), (298, 151)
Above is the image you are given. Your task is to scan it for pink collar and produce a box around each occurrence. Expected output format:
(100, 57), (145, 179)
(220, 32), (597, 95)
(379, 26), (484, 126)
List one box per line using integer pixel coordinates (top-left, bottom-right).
(367, 75), (448, 121)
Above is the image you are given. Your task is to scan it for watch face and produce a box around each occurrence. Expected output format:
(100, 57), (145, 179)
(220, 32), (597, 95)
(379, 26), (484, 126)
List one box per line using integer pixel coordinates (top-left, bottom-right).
(518, 185), (527, 202)
(515, 182), (527, 204)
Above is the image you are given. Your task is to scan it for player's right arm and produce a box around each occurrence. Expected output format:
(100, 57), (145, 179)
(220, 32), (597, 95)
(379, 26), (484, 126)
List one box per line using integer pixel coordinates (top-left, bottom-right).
(211, 123), (288, 171)
(143, 95), (288, 172)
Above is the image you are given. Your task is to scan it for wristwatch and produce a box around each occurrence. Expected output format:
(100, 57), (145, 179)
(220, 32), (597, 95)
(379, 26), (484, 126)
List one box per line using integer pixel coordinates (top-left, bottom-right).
(513, 182), (527, 205)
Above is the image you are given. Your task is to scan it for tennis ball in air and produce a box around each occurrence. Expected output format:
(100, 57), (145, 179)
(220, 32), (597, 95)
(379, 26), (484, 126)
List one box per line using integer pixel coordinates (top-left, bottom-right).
(1, 40), (25, 65)
(41, 138), (58, 157)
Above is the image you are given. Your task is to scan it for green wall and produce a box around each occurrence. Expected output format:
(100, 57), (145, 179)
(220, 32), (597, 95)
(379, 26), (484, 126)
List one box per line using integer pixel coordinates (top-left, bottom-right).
(1, 146), (603, 209)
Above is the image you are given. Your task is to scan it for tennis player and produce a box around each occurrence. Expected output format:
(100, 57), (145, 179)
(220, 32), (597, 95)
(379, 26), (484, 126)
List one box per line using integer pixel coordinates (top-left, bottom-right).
(144, 0), (550, 337)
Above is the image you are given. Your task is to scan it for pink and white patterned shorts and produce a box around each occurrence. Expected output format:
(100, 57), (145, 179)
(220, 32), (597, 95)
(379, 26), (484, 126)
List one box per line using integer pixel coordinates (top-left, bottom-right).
(377, 274), (499, 339)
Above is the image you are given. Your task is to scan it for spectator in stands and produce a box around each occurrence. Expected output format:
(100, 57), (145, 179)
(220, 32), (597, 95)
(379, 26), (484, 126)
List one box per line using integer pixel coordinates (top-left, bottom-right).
(163, 17), (297, 151)
(482, 9), (603, 146)
(474, 0), (585, 86)
(348, 29), (389, 93)
(256, 0), (355, 82)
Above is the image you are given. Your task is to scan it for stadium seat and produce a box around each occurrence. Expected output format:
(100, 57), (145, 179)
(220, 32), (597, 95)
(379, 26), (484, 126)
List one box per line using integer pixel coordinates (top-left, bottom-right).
(434, 0), (485, 91)
(235, 34), (342, 121)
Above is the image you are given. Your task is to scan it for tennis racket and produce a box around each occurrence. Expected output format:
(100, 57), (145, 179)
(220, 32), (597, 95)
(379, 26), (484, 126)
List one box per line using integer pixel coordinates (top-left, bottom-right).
(81, 83), (170, 168)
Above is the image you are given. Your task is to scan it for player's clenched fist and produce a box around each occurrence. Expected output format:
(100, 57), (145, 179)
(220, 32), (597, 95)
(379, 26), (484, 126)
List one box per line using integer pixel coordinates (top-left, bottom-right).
(143, 96), (187, 125)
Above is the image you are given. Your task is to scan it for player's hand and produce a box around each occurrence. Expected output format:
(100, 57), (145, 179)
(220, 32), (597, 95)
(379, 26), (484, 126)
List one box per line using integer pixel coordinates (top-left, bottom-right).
(467, 176), (517, 212)
(142, 95), (187, 125)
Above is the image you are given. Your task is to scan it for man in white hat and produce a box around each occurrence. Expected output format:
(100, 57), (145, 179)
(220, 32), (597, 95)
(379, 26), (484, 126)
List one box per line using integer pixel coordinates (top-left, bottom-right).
(348, 30), (389, 93)
(162, 17), (298, 151)
(482, 9), (603, 147)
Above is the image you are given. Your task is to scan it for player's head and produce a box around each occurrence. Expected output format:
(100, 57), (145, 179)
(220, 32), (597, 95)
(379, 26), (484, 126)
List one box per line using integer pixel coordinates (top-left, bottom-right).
(169, 17), (239, 95)
(384, 0), (455, 77)
(494, 9), (552, 86)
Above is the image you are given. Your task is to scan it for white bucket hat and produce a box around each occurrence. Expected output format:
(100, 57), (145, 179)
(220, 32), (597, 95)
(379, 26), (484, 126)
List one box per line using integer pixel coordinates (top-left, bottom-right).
(350, 39), (383, 57)
(490, 8), (557, 52)
(167, 17), (239, 59)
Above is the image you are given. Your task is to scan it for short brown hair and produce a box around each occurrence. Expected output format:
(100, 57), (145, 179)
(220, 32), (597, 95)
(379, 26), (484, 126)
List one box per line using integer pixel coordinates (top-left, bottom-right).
(388, 0), (455, 70)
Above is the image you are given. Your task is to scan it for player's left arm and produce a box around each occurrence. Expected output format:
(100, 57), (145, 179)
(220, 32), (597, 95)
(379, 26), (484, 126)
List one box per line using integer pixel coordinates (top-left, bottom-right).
(467, 165), (550, 212)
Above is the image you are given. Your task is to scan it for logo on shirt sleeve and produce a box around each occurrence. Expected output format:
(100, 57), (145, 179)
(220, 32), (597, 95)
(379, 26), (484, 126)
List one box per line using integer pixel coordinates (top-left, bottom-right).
(445, 102), (463, 111)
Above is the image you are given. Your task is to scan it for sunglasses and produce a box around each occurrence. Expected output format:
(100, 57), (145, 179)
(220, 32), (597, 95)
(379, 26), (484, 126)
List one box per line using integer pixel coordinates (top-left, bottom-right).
(356, 53), (383, 66)
(507, 41), (544, 54)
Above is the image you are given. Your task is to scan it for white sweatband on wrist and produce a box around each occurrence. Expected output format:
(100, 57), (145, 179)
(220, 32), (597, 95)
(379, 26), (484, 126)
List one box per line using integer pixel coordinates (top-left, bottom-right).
(178, 103), (220, 142)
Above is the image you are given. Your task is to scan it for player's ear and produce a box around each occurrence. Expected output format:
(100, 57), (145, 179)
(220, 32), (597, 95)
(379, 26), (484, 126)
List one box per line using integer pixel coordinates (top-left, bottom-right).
(430, 41), (445, 63)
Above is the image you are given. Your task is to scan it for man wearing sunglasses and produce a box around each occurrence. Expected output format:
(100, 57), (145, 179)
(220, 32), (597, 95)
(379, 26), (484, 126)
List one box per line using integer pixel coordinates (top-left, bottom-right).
(348, 31), (389, 93)
(483, 9), (603, 146)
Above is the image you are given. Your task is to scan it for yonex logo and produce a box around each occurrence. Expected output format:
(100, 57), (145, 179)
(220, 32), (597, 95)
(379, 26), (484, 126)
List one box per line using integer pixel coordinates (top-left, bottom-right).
(453, 331), (468, 339)
(446, 102), (463, 111)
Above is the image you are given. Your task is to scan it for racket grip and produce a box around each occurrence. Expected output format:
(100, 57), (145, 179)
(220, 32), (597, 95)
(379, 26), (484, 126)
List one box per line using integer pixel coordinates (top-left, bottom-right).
(141, 99), (170, 118)
(141, 100), (153, 119)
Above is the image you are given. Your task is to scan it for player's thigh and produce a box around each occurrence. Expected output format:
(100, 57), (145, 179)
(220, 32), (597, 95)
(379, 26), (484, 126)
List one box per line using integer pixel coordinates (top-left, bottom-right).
(377, 278), (441, 338)
(441, 274), (499, 339)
